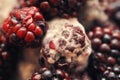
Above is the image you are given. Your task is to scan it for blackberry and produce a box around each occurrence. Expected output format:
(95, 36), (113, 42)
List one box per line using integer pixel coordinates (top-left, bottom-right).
(18, 0), (86, 20)
(2, 7), (47, 47)
(87, 26), (120, 80)
(31, 67), (70, 80)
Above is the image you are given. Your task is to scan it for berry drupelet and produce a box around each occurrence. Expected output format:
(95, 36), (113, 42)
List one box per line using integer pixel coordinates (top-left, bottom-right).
(31, 67), (70, 80)
(18, 0), (86, 20)
(87, 26), (120, 80)
(2, 7), (47, 47)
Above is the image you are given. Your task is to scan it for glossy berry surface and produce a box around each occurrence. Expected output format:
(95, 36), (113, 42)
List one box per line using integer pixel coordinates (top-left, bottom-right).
(31, 67), (70, 80)
(2, 7), (47, 47)
(87, 26), (120, 80)
(18, 0), (86, 20)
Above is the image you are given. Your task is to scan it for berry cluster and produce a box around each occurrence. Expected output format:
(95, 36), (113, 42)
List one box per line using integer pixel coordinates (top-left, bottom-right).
(18, 0), (85, 20)
(31, 67), (70, 80)
(2, 7), (47, 47)
(87, 26), (120, 80)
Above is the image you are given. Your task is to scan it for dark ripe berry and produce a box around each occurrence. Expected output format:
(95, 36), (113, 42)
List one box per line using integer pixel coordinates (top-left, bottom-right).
(102, 34), (111, 43)
(87, 31), (94, 39)
(31, 67), (70, 80)
(55, 69), (65, 78)
(2, 7), (47, 47)
(112, 31), (120, 40)
(92, 38), (102, 50)
(99, 44), (110, 53)
(18, 0), (86, 20)
(87, 26), (120, 80)
(107, 57), (116, 65)
(96, 52), (106, 62)
(40, 1), (51, 12)
(94, 30), (103, 38)
(42, 70), (52, 79)
(111, 49), (120, 57)
(110, 39), (120, 50)
(108, 72), (115, 78)
(93, 27), (102, 31)
(113, 66), (120, 73)
(31, 73), (41, 80)
(103, 28), (112, 35)
(49, 0), (60, 6)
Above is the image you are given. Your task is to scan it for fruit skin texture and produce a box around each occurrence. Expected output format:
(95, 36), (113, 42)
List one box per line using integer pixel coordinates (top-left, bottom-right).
(2, 7), (47, 47)
(18, 0), (86, 20)
(31, 67), (70, 80)
(87, 26), (120, 80)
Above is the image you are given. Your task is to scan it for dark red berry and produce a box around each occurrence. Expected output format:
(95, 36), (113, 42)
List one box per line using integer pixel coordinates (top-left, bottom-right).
(34, 26), (43, 36)
(18, 0), (86, 20)
(107, 57), (116, 65)
(87, 31), (94, 39)
(87, 25), (120, 80)
(40, 1), (51, 12)
(2, 7), (47, 47)
(92, 38), (102, 50)
(31, 67), (70, 80)
(99, 44), (110, 53)
(110, 39), (120, 50)
(94, 30), (103, 38)
(16, 27), (27, 38)
(49, 41), (56, 50)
